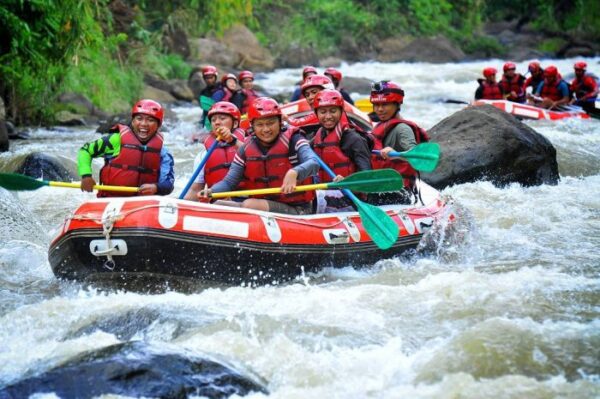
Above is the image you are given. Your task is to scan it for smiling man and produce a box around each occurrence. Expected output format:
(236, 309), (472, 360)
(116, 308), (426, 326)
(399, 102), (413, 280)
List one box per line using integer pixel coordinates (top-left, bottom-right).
(77, 99), (175, 197)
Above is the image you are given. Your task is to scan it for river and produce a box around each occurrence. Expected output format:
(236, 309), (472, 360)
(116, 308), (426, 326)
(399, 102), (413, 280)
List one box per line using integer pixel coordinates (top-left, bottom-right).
(0, 58), (599, 398)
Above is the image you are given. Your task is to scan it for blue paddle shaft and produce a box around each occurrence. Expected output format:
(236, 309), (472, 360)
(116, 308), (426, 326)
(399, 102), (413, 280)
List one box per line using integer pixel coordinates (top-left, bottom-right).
(179, 139), (220, 199)
(373, 150), (403, 157)
(314, 156), (360, 203)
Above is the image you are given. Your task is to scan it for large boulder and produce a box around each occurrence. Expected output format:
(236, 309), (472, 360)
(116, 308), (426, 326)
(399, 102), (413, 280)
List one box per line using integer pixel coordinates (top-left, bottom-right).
(221, 24), (275, 71)
(0, 152), (78, 181)
(422, 105), (559, 189)
(0, 341), (268, 399)
(189, 38), (241, 69)
(341, 77), (373, 95)
(382, 36), (465, 63)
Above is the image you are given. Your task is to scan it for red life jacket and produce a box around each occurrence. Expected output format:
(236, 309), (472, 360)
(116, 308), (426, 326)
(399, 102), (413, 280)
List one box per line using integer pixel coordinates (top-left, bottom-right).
(371, 118), (429, 187)
(480, 81), (504, 100)
(243, 126), (314, 204)
(203, 128), (246, 187)
(500, 74), (525, 102)
(570, 75), (598, 100)
(312, 122), (357, 183)
(99, 124), (163, 197)
(523, 75), (543, 92)
(540, 79), (568, 101)
(240, 89), (259, 114)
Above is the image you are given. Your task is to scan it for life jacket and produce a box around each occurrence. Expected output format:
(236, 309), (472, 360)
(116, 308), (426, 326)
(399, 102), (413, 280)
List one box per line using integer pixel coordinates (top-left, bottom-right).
(312, 121), (357, 183)
(99, 124), (163, 197)
(203, 128), (246, 187)
(500, 74), (526, 102)
(539, 78), (569, 102)
(523, 75), (544, 92)
(221, 87), (235, 102)
(371, 118), (429, 187)
(570, 75), (598, 101)
(240, 89), (259, 114)
(479, 80), (504, 100)
(243, 126), (314, 204)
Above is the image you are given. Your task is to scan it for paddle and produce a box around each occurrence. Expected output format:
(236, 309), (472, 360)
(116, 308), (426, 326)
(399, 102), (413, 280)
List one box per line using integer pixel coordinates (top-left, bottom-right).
(179, 138), (220, 199)
(211, 169), (404, 199)
(355, 97), (373, 113)
(0, 173), (138, 193)
(313, 156), (399, 250)
(372, 142), (440, 173)
(200, 95), (215, 130)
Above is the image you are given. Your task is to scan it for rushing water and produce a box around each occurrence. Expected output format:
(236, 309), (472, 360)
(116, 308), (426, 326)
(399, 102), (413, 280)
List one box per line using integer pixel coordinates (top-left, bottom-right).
(1, 58), (599, 398)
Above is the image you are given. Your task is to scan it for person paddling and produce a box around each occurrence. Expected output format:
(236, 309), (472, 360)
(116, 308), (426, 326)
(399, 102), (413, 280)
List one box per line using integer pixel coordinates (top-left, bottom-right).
(569, 61), (598, 113)
(369, 81), (429, 205)
(78, 99), (174, 197)
(290, 66), (318, 102)
(199, 65), (224, 129)
(184, 102), (246, 201)
(311, 89), (372, 212)
(200, 97), (319, 215)
(500, 62), (526, 103)
(475, 67), (504, 100)
(531, 66), (571, 110)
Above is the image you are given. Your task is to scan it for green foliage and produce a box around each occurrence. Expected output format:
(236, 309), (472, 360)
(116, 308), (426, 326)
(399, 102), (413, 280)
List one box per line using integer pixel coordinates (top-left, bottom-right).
(142, 50), (193, 80)
(408, 0), (453, 36)
(461, 35), (506, 57)
(537, 38), (568, 54)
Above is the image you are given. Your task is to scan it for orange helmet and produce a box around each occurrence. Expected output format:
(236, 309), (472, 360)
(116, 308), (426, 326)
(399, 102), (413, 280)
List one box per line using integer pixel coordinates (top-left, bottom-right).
(207, 101), (241, 124)
(248, 97), (282, 122)
(131, 99), (164, 125)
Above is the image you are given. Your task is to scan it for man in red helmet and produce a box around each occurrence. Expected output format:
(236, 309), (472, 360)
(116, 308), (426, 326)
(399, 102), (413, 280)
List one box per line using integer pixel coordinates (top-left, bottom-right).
(199, 65), (225, 129)
(78, 99), (174, 197)
(531, 66), (571, 109)
(201, 97), (319, 215)
(288, 74), (335, 140)
(475, 67), (504, 100)
(523, 61), (544, 95)
(570, 61), (598, 113)
(184, 101), (245, 201)
(237, 70), (261, 114)
(499, 62), (526, 103)
(370, 81), (429, 203)
(290, 66), (318, 102)
(324, 67), (354, 105)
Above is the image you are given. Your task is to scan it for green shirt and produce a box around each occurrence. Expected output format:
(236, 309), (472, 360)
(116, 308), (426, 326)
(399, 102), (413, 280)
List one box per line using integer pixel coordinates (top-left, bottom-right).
(77, 133), (122, 177)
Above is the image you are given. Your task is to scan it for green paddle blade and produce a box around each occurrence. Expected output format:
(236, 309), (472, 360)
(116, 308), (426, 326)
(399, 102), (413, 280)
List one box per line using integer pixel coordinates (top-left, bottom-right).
(199, 95), (215, 111)
(356, 200), (399, 250)
(401, 142), (440, 172)
(0, 173), (49, 191)
(329, 169), (403, 193)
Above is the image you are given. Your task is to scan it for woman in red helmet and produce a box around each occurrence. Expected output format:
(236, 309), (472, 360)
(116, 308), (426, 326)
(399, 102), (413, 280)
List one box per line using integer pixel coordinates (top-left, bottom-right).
(184, 102), (246, 201)
(290, 66), (318, 102)
(78, 99), (174, 197)
(201, 97), (319, 215)
(475, 67), (504, 100)
(570, 61), (598, 113)
(370, 81), (429, 204)
(500, 62), (526, 103)
(236, 70), (261, 114)
(531, 66), (571, 109)
(198, 65), (225, 129)
(312, 89), (372, 212)
(288, 74), (336, 140)
(216, 73), (245, 110)
(324, 67), (354, 105)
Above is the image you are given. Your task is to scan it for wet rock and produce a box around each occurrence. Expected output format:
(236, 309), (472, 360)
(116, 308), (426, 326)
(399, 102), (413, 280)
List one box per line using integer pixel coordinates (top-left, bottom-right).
(318, 56), (343, 68)
(54, 110), (86, 126)
(383, 36), (465, 63)
(11, 152), (78, 181)
(375, 37), (412, 63)
(0, 341), (268, 399)
(421, 104), (559, 189)
(274, 43), (319, 68)
(188, 67), (206, 100)
(341, 77), (373, 95)
(0, 97), (8, 152)
(168, 79), (195, 101)
(189, 38), (241, 70)
(221, 24), (274, 71)
(142, 85), (176, 103)
(162, 23), (191, 58)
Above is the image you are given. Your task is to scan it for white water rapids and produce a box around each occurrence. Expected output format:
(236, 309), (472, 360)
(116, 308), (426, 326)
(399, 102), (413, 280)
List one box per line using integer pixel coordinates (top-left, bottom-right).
(0, 58), (599, 398)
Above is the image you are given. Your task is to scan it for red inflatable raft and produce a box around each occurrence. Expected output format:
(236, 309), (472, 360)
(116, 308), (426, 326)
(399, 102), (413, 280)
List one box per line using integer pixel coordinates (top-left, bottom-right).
(49, 182), (453, 285)
(472, 99), (590, 120)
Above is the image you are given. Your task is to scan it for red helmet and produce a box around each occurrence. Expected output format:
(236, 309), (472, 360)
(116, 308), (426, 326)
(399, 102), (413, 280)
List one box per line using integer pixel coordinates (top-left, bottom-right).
(221, 73), (238, 85)
(483, 67), (497, 78)
(302, 66), (318, 79)
(528, 61), (541, 73)
(544, 65), (558, 78)
(207, 101), (241, 123)
(248, 97), (282, 122)
(503, 62), (517, 72)
(313, 89), (344, 110)
(301, 74), (334, 95)
(202, 65), (218, 77)
(238, 70), (254, 81)
(131, 99), (164, 125)
(574, 61), (587, 70)
(370, 81), (404, 104)
(324, 67), (342, 83)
